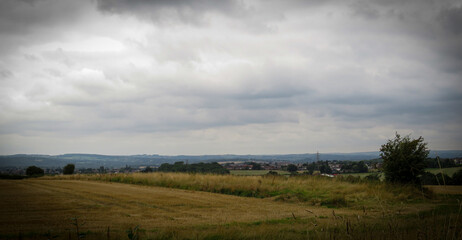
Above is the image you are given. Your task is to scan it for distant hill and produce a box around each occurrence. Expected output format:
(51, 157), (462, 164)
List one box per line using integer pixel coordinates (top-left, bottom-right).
(0, 150), (461, 168)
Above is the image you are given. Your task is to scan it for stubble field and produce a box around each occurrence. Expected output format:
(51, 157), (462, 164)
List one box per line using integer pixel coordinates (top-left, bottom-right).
(0, 174), (461, 239)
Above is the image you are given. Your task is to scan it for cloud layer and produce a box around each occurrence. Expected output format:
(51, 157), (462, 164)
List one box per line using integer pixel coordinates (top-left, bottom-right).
(0, 0), (461, 154)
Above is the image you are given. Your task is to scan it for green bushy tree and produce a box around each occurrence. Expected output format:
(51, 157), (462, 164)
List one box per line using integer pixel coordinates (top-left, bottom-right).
(287, 164), (298, 173)
(380, 133), (429, 184)
(319, 161), (332, 174)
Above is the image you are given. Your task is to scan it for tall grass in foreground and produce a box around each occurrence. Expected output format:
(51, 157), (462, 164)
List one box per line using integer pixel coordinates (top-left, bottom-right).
(44, 172), (428, 208)
(132, 204), (462, 240)
(5, 202), (461, 240)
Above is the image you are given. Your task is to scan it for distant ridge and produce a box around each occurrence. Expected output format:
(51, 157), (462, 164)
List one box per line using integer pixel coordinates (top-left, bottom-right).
(1, 150), (461, 168)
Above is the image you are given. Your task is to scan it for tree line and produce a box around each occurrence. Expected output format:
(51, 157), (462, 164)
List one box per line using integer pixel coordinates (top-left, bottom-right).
(302, 161), (333, 174)
(424, 158), (459, 168)
(24, 164), (75, 177)
(157, 162), (229, 174)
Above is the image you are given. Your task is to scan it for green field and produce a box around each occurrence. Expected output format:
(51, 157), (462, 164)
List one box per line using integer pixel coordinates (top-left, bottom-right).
(230, 170), (290, 175)
(426, 167), (462, 176)
(1, 173), (461, 239)
(339, 172), (375, 178)
(340, 167), (461, 180)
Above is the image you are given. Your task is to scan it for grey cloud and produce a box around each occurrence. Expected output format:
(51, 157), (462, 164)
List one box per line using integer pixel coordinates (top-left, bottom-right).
(96, 0), (244, 24)
(0, 101), (293, 136)
(0, 69), (13, 79)
(97, 0), (239, 12)
(0, 119), (71, 135)
(17, 0), (44, 4)
(438, 6), (462, 35)
(95, 0), (340, 31)
(0, 0), (94, 55)
(42, 48), (75, 67)
(24, 54), (40, 62)
(433, 6), (462, 74)
(0, 0), (89, 34)
(350, 2), (380, 20)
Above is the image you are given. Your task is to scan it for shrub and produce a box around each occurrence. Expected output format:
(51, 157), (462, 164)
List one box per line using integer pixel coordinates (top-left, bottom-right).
(364, 173), (380, 182)
(142, 166), (154, 173)
(341, 175), (361, 183)
(265, 171), (279, 176)
(452, 169), (462, 185)
(435, 173), (452, 185)
(421, 171), (457, 185)
(420, 172), (438, 185)
(287, 164), (298, 173)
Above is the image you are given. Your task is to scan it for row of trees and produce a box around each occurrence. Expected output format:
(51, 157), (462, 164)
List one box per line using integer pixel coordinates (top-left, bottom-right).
(340, 161), (368, 173)
(302, 161), (333, 174)
(25, 164), (75, 177)
(424, 158), (459, 168)
(157, 162), (230, 174)
(287, 161), (367, 175)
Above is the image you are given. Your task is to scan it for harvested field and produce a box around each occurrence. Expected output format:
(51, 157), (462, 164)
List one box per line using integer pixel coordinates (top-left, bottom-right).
(1, 177), (461, 239)
(0, 180), (348, 238)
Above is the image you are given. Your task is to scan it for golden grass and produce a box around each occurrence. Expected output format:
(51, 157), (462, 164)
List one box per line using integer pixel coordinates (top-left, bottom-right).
(0, 178), (460, 239)
(0, 179), (352, 239)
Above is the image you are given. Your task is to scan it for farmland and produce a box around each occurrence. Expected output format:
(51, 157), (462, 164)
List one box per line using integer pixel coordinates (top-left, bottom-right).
(0, 179), (331, 239)
(42, 172), (427, 207)
(1, 173), (461, 239)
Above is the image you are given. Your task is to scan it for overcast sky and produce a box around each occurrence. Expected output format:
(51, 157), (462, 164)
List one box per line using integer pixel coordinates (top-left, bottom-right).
(0, 0), (461, 155)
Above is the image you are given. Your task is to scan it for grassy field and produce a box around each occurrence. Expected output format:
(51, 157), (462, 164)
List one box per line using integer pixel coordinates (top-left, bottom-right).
(339, 172), (375, 178)
(426, 167), (462, 176)
(43, 172), (429, 208)
(1, 173), (461, 239)
(1, 180), (336, 239)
